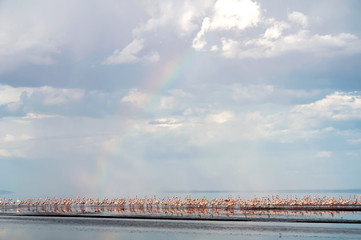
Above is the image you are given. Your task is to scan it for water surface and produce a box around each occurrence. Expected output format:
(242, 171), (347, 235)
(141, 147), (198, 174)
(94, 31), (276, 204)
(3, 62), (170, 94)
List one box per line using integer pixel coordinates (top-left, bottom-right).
(1, 215), (361, 240)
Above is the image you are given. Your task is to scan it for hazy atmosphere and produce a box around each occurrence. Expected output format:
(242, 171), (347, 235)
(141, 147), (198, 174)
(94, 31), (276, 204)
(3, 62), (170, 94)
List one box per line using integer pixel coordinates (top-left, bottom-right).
(1, 0), (361, 198)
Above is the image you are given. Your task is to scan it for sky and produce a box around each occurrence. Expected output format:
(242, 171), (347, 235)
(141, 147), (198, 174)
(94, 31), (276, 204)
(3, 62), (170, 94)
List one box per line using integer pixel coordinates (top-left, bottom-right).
(1, 0), (361, 198)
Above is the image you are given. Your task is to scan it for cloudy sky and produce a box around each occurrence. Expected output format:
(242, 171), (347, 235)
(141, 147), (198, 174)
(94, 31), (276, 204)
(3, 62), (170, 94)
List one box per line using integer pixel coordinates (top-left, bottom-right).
(1, 0), (361, 198)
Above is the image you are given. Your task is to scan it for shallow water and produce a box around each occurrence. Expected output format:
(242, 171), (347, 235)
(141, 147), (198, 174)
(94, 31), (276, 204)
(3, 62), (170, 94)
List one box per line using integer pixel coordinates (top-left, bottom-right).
(2, 205), (361, 223)
(1, 215), (361, 240)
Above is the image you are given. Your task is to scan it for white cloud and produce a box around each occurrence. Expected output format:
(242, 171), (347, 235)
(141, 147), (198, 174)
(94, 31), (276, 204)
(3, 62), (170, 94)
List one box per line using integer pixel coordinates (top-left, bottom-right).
(0, 85), (87, 118)
(182, 110), (272, 146)
(0, 148), (24, 158)
(315, 151), (332, 158)
(178, 2), (202, 35)
(3, 134), (32, 142)
(231, 84), (323, 105)
(0, 85), (33, 105)
(171, 90), (361, 145)
(143, 51), (160, 63)
(192, 18), (211, 50)
(4, 85), (355, 151)
(227, 91), (361, 142)
(211, 0), (261, 31)
(158, 96), (175, 110)
(148, 117), (183, 129)
(0, 149), (12, 158)
(220, 38), (240, 58)
(242, 91), (361, 142)
(220, 30), (360, 59)
(33, 86), (85, 106)
(103, 39), (159, 65)
(104, 39), (143, 64)
(293, 91), (361, 120)
(232, 84), (275, 101)
(23, 113), (58, 119)
(134, 0), (212, 37)
(133, 2), (174, 35)
(121, 88), (148, 107)
(211, 45), (219, 51)
(263, 20), (290, 40)
(117, 86), (345, 145)
(193, 0), (261, 50)
(206, 111), (235, 124)
(117, 0), (213, 62)
(192, 0), (361, 59)
(288, 11), (308, 28)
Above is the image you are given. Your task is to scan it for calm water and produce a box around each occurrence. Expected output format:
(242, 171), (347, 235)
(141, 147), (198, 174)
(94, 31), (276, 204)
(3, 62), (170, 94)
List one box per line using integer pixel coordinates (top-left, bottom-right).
(1, 215), (361, 240)
(1, 190), (361, 239)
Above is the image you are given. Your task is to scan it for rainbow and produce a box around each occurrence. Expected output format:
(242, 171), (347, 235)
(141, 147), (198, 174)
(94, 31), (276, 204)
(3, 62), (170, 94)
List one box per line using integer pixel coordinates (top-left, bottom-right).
(143, 48), (200, 113)
(93, 48), (201, 192)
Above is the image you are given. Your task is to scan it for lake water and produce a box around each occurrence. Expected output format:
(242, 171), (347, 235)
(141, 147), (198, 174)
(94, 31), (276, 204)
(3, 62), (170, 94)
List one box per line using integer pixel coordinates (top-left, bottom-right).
(1, 215), (361, 240)
(1, 190), (361, 239)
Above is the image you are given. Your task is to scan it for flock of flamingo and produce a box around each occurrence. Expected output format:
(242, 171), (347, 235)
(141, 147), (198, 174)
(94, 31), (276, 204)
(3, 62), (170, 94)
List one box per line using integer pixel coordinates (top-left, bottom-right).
(1, 195), (361, 216)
